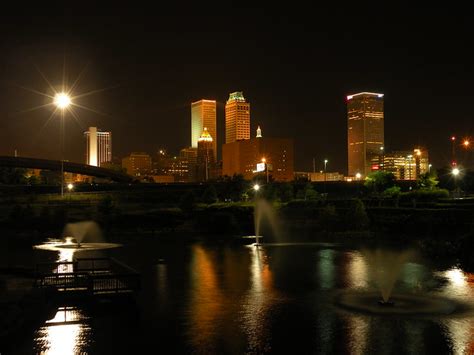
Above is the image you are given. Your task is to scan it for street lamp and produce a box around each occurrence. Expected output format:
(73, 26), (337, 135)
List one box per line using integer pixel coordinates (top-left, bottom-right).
(380, 146), (384, 171)
(54, 92), (72, 198)
(451, 136), (457, 166)
(428, 164), (432, 174)
(323, 159), (328, 193)
(67, 183), (74, 191)
(452, 167), (460, 197)
(253, 183), (260, 192)
(355, 172), (361, 180)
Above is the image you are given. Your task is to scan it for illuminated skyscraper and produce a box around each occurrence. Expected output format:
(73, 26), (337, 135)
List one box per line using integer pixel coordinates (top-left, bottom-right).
(197, 128), (216, 181)
(84, 127), (112, 167)
(347, 92), (384, 177)
(225, 91), (250, 144)
(191, 99), (217, 156)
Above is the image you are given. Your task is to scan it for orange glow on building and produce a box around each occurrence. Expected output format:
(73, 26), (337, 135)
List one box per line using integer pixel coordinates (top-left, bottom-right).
(225, 91), (250, 144)
(191, 99), (217, 157)
(222, 136), (294, 181)
(347, 92), (384, 177)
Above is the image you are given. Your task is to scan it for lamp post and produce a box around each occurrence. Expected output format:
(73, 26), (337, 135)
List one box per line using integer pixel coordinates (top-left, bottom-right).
(54, 92), (71, 198)
(452, 167), (460, 198)
(428, 164), (432, 174)
(380, 146), (384, 171)
(451, 136), (457, 166)
(323, 159), (328, 193)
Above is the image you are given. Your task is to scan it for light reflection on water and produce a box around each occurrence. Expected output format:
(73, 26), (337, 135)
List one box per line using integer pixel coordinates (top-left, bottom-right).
(34, 307), (91, 354)
(26, 241), (474, 353)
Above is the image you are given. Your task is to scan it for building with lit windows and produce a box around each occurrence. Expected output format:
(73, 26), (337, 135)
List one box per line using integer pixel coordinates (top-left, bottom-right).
(370, 148), (429, 180)
(84, 127), (112, 167)
(225, 91), (250, 143)
(222, 127), (293, 181)
(191, 99), (217, 157)
(122, 152), (152, 177)
(347, 92), (384, 177)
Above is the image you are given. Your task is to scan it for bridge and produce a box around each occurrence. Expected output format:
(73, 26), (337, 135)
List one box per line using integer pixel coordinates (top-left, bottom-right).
(0, 156), (133, 183)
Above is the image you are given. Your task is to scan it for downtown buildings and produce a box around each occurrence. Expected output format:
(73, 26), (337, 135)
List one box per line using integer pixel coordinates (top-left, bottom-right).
(222, 90), (294, 182)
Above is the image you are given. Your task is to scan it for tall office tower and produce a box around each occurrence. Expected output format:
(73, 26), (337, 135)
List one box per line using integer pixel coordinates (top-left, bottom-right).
(225, 91), (250, 144)
(84, 127), (112, 167)
(191, 99), (217, 156)
(197, 128), (215, 181)
(347, 92), (384, 177)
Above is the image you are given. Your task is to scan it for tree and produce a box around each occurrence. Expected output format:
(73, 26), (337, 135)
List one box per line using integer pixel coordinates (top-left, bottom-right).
(364, 171), (396, 193)
(202, 185), (218, 204)
(317, 204), (338, 233)
(347, 198), (369, 230)
(416, 172), (439, 190)
(277, 183), (294, 202)
(0, 167), (28, 184)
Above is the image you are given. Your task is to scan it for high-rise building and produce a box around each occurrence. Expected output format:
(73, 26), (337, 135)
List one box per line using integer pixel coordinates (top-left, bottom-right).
(222, 127), (294, 181)
(225, 91), (250, 144)
(347, 92), (384, 177)
(84, 127), (112, 167)
(191, 99), (217, 156)
(197, 128), (216, 181)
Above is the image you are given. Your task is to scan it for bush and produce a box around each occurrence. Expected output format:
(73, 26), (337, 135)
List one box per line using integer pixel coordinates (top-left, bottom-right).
(346, 199), (369, 230)
(277, 183), (294, 202)
(201, 185), (218, 204)
(317, 204), (338, 233)
(179, 191), (197, 213)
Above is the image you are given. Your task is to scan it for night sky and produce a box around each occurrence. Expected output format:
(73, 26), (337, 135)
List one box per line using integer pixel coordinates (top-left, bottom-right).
(1, 6), (473, 173)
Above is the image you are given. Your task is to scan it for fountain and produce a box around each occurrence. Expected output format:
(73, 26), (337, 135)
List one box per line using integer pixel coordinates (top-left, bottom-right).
(33, 221), (122, 252)
(335, 248), (463, 316)
(242, 197), (280, 246)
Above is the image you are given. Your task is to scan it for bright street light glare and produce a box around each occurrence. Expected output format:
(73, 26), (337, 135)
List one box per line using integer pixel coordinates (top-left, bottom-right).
(452, 168), (460, 176)
(253, 184), (260, 191)
(54, 93), (71, 109)
(67, 183), (74, 191)
(355, 173), (361, 179)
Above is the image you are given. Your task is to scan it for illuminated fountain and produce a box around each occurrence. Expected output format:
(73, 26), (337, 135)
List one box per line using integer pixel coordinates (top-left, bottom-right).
(242, 194), (280, 247)
(33, 221), (121, 253)
(336, 248), (462, 316)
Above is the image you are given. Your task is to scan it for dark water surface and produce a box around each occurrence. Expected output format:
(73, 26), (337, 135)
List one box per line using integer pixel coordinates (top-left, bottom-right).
(10, 236), (474, 354)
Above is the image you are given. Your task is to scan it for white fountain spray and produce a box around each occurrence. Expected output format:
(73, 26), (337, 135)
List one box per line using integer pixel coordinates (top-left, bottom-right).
(253, 198), (281, 246)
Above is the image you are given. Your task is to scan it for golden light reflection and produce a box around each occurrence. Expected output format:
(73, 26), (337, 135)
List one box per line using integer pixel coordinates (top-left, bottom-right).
(443, 318), (474, 355)
(36, 307), (90, 354)
(240, 246), (276, 353)
(438, 268), (474, 354)
(346, 252), (368, 289)
(346, 315), (368, 355)
(439, 267), (474, 298)
(188, 245), (224, 352)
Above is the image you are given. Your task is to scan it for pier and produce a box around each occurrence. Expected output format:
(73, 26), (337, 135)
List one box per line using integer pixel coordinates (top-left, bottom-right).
(34, 257), (140, 297)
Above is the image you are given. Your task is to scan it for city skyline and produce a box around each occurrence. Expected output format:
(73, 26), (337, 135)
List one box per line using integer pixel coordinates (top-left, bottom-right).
(0, 7), (473, 173)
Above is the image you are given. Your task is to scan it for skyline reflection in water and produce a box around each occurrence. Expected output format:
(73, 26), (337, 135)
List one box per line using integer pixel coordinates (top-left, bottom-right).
(24, 240), (474, 354)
